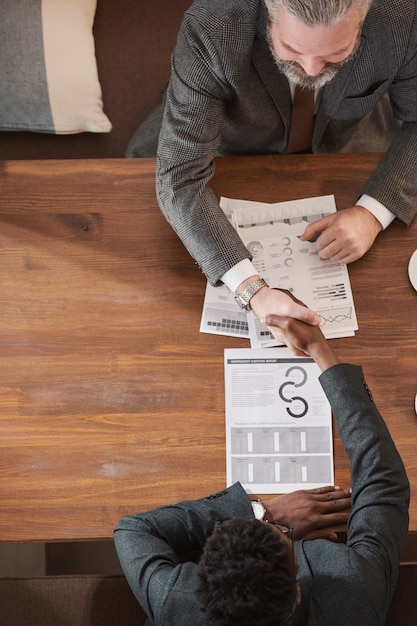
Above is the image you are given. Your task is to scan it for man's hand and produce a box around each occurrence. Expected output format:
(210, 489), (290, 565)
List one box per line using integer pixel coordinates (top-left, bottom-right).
(300, 205), (382, 263)
(263, 486), (352, 541)
(247, 285), (320, 349)
(262, 314), (338, 370)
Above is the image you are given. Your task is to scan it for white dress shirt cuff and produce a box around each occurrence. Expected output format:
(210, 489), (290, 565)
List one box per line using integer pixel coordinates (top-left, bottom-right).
(357, 194), (395, 230)
(221, 259), (259, 292)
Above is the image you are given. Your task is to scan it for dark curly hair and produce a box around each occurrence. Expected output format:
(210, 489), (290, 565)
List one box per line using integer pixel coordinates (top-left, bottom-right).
(196, 518), (296, 625)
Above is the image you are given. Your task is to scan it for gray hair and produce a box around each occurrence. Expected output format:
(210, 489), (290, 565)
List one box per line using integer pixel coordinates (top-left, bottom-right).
(264, 0), (373, 25)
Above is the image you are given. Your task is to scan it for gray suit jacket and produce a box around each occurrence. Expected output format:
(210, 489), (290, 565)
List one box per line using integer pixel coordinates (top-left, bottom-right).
(152, 0), (417, 285)
(114, 364), (409, 625)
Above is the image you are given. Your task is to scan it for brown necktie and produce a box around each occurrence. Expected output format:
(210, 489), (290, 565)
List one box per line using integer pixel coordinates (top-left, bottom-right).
(287, 86), (315, 154)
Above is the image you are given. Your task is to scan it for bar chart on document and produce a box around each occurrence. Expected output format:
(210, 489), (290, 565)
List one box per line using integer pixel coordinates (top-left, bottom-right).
(224, 348), (334, 493)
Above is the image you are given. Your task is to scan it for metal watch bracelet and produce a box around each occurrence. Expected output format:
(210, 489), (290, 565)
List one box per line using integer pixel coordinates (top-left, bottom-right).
(234, 278), (268, 310)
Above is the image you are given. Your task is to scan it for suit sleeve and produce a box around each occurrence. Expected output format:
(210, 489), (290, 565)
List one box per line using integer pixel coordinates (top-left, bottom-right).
(362, 3), (417, 224)
(362, 122), (417, 225)
(319, 364), (409, 599)
(113, 482), (252, 623)
(156, 12), (253, 286)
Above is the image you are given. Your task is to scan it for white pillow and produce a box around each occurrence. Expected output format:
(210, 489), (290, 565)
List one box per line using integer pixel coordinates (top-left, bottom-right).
(0, 0), (112, 134)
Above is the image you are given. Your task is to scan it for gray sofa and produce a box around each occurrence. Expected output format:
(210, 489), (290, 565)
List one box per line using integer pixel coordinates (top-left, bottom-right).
(0, 0), (191, 160)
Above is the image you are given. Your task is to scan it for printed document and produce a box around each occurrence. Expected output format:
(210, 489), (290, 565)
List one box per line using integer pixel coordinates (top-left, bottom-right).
(200, 195), (358, 347)
(225, 348), (333, 493)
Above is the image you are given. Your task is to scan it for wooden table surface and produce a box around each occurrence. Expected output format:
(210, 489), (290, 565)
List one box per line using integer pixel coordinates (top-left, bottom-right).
(0, 155), (416, 542)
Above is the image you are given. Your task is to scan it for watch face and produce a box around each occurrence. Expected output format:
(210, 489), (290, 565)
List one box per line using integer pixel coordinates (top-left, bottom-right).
(251, 500), (266, 520)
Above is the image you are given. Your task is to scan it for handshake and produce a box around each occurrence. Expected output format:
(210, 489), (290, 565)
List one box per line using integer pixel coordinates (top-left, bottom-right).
(258, 289), (339, 372)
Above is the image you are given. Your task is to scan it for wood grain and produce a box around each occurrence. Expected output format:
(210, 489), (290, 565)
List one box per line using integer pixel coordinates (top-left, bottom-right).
(0, 155), (416, 541)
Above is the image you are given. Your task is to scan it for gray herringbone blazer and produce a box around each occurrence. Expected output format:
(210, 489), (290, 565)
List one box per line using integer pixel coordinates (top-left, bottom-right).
(153, 0), (417, 285)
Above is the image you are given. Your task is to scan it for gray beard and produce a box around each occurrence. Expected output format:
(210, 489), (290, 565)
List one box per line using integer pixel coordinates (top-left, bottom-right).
(266, 27), (359, 90)
(271, 55), (340, 89)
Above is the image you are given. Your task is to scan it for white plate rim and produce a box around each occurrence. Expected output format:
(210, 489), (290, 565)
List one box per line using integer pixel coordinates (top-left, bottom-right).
(408, 249), (417, 291)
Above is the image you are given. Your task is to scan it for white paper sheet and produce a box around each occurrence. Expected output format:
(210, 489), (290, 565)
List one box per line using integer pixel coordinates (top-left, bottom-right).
(200, 195), (358, 347)
(224, 348), (334, 494)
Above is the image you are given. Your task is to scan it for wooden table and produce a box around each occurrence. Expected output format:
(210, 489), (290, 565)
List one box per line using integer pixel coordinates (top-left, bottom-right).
(1, 155), (416, 542)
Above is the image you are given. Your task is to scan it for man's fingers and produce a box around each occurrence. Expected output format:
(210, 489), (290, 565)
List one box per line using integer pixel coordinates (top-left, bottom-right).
(314, 488), (351, 508)
(323, 487), (351, 499)
(322, 510), (351, 525)
(296, 303), (321, 326)
(302, 529), (339, 541)
(311, 486), (342, 494)
(300, 216), (330, 242)
(261, 313), (286, 328)
(270, 288), (321, 326)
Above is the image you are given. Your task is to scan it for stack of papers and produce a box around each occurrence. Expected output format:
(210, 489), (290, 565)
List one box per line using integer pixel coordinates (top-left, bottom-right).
(200, 195), (358, 348)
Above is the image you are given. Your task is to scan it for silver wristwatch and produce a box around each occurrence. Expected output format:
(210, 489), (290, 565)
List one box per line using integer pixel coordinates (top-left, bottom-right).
(235, 278), (268, 310)
(251, 499), (267, 520)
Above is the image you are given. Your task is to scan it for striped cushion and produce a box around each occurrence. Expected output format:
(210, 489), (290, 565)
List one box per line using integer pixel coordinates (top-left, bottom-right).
(0, 0), (112, 134)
